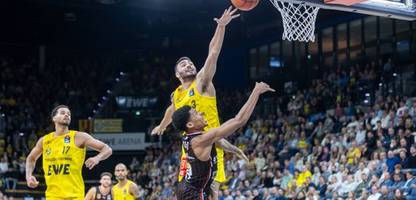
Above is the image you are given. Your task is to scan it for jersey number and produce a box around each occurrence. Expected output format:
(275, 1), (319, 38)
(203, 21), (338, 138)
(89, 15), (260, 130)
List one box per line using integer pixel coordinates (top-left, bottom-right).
(62, 146), (70, 154)
(185, 166), (192, 181)
(190, 100), (197, 109)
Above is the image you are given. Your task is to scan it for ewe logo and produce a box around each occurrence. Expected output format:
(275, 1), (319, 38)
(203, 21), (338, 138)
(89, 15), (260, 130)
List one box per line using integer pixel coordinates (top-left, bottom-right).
(116, 96), (158, 108)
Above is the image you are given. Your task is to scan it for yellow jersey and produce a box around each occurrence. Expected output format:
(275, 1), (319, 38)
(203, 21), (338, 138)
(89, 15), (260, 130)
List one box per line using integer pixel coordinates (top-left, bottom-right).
(296, 170), (312, 187)
(42, 130), (86, 199)
(347, 147), (361, 164)
(173, 80), (226, 183)
(113, 180), (135, 200)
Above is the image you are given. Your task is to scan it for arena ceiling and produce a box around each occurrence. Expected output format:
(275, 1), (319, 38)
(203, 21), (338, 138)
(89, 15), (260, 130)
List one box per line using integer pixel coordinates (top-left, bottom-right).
(0, 0), (359, 48)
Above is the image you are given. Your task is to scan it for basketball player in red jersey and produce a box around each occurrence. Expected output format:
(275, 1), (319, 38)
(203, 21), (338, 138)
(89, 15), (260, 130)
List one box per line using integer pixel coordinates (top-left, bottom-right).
(85, 172), (113, 200)
(173, 82), (274, 200)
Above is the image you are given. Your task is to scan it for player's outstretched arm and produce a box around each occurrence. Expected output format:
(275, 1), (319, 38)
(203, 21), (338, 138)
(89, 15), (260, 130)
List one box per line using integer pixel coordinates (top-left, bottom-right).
(84, 187), (96, 200)
(25, 137), (43, 188)
(76, 132), (113, 170)
(194, 82), (274, 147)
(216, 139), (248, 162)
(197, 6), (240, 90)
(151, 104), (174, 135)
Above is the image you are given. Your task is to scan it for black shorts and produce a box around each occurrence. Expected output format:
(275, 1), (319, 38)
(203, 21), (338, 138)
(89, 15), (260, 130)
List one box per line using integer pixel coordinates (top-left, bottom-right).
(176, 181), (209, 200)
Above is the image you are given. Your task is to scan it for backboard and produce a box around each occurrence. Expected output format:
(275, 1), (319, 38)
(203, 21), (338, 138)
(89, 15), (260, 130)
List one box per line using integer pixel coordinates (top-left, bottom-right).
(280, 0), (416, 20)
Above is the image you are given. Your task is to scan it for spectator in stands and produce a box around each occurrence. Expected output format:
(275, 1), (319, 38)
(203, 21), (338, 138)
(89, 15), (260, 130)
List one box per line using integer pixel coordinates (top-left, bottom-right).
(4, 167), (18, 190)
(0, 158), (8, 174)
(402, 171), (416, 197)
(129, 157), (140, 172)
(387, 150), (401, 173)
(405, 145), (416, 169)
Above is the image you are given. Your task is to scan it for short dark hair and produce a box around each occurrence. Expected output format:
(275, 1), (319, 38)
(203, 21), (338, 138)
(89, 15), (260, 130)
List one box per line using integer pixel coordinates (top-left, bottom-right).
(51, 105), (69, 119)
(172, 105), (192, 132)
(100, 172), (112, 179)
(175, 56), (191, 72)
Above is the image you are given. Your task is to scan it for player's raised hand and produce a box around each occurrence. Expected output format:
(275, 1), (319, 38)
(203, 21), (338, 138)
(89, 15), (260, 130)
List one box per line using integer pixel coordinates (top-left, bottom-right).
(26, 175), (39, 188)
(214, 6), (240, 26)
(151, 125), (166, 136)
(236, 149), (249, 163)
(85, 156), (100, 170)
(254, 82), (275, 94)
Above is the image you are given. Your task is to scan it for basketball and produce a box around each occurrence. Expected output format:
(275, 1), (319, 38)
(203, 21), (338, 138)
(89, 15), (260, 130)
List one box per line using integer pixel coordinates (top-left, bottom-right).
(231, 0), (259, 11)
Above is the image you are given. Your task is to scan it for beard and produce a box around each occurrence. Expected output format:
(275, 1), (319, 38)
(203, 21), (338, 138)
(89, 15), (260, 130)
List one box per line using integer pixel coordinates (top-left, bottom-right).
(116, 175), (126, 181)
(58, 121), (70, 126)
(181, 73), (196, 82)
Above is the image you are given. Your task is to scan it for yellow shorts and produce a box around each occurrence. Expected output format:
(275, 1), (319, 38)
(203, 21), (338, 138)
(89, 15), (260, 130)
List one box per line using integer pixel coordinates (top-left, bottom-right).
(46, 197), (83, 200)
(178, 145), (226, 183)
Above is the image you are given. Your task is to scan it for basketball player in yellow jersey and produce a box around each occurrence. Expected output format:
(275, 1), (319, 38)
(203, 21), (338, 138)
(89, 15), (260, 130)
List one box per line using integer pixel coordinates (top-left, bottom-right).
(112, 163), (140, 200)
(25, 105), (113, 200)
(151, 6), (247, 200)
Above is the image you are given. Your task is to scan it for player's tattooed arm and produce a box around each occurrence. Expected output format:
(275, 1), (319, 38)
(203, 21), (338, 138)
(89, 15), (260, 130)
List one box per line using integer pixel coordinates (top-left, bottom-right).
(77, 132), (113, 169)
(130, 183), (141, 199)
(215, 139), (249, 162)
(195, 82), (274, 147)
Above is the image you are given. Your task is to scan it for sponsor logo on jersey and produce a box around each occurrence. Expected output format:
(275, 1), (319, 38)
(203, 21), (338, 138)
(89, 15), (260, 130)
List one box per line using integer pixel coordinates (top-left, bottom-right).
(64, 135), (70, 144)
(46, 147), (51, 156)
(189, 89), (194, 97)
(47, 164), (70, 175)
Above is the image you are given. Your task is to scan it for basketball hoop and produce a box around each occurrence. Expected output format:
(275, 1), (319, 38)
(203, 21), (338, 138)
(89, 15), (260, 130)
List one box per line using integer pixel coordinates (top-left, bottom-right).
(270, 0), (320, 42)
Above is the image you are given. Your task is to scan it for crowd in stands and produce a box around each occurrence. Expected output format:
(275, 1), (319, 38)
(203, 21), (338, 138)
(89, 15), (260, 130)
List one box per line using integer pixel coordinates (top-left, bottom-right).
(126, 56), (416, 200)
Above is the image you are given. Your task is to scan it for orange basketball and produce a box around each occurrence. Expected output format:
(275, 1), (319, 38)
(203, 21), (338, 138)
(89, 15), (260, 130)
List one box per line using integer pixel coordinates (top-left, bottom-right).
(231, 0), (259, 11)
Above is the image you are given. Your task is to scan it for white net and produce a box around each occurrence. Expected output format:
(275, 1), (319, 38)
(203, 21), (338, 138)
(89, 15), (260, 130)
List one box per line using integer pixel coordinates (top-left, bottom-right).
(270, 0), (320, 42)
